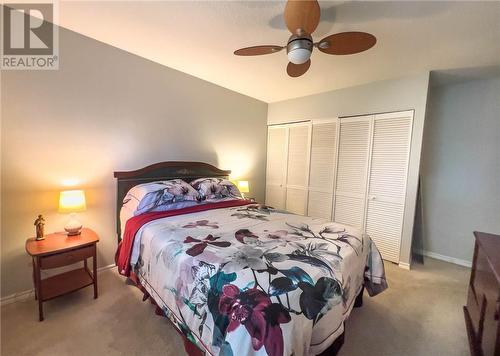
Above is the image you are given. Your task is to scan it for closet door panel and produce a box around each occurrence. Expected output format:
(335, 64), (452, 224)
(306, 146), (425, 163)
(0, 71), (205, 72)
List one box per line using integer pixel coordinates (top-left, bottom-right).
(334, 118), (371, 229)
(285, 124), (311, 215)
(365, 112), (413, 263)
(286, 188), (308, 215)
(266, 185), (286, 209)
(286, 125), (310, 187)
(334, 195), (365, 228)
(307, 191), (333, 219)
(266, 127), (288, 185)
(335, 120), (371, 194)
(265, 126), (288, 209)
(365, 200), (404, 263)
(308, 121), (336, 218)
(309, 122), (337, 189)
(368, 116), (412, 201)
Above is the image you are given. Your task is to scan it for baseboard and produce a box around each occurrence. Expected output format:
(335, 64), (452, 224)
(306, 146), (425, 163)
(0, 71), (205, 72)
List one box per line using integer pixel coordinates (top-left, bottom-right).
(418, 250), (472, 268)
(1, 263), (116, 306)
(0, 289), (35, 306)
(398, 262), (411, 270)
(97, 263), (116, 273)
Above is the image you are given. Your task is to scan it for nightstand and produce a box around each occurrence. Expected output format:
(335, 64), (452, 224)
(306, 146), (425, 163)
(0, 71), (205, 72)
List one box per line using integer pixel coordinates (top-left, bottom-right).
(25, 228), (99, 321)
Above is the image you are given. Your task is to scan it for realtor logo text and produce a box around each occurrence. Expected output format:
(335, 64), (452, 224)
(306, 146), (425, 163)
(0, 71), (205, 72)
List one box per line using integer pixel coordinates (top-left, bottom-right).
(1, 2), (59, 70)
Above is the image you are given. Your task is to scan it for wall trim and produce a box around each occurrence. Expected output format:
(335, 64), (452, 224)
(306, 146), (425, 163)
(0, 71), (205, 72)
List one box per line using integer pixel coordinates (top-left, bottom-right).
(398, 262), (411, 270)
(0, 289), (35, 306)
(420, 250), (472, 268)
(1, 264), (116, 306)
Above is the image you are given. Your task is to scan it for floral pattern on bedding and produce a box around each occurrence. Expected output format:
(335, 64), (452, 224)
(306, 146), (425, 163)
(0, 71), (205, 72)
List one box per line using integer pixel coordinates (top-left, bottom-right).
(124, 179), (200, 216)
(191, 177), (242, 201)
(134, 179), (200, 215)
(131, 204), (387, 356)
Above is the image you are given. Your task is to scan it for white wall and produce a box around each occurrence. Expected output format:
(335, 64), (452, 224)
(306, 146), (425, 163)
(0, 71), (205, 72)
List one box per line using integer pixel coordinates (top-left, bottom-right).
(1, 27), (268, 298)
(268, 73), (431, 267)
(421, 76), (500, 263)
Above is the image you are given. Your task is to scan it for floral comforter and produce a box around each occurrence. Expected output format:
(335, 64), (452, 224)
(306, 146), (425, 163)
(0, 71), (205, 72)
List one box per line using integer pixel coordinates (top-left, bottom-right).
(126, 203), (387, 356)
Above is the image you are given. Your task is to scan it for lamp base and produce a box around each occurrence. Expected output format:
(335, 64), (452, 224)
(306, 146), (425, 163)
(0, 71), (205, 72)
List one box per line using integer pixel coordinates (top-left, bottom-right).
(65, 213), (83, 236)
(65, 228), (82, 236)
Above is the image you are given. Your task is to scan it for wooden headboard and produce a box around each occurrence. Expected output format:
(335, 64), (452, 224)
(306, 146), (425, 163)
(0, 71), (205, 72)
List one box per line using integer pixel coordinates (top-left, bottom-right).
(113, 161), (231, 242)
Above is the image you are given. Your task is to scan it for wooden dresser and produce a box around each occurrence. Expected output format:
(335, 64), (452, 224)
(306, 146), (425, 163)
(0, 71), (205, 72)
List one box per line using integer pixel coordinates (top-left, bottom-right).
(464, 231), (500, 356)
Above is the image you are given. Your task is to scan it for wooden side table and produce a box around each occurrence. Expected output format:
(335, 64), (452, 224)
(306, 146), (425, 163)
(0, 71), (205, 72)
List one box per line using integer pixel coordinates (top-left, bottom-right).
(25, 228), (99, 321)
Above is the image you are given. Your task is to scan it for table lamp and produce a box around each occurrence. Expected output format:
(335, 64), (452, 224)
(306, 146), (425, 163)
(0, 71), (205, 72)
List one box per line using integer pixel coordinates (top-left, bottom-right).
(237, 180), (250, 199)
(59, 190), (86, 236)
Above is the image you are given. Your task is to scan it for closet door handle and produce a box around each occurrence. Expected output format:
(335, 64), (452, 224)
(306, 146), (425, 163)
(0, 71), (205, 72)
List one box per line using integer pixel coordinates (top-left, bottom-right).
(368, 195), (376, 201)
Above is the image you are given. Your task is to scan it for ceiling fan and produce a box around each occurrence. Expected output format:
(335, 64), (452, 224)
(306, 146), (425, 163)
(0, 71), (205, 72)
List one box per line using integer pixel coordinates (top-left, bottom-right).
(234, 0), (376, 78)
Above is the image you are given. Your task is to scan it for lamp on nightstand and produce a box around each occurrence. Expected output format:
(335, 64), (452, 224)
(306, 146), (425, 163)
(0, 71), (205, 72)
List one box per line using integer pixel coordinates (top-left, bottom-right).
(59, 190), (86, 236)
(237, 180), (250, 199)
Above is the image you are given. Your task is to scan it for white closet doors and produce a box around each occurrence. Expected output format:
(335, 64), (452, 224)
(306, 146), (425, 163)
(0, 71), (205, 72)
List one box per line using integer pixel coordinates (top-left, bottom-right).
(333, 111), (414, 263)
(333, 116), (372, 229)
(307, 120), (338, 219)
(265, 126), (288, 209)
(265, 110), (414, 265)
(265, 123), (311, 214)
(365, 111), (413, 263)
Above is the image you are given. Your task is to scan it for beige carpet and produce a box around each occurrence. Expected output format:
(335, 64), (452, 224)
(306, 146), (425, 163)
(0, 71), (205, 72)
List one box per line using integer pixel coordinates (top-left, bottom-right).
(1, 258), (470, 356)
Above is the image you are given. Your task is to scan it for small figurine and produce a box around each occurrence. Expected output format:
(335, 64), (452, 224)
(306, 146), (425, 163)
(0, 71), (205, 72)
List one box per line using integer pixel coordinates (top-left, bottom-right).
(34, 215), (45, 241)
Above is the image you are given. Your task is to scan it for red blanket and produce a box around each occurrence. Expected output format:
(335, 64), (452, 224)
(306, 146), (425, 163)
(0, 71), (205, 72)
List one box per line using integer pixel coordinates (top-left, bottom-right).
(115, 199), (253, 276)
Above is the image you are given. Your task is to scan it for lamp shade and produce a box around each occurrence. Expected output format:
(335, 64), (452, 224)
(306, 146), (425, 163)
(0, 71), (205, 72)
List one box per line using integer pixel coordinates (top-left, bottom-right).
(237, 181), (250, 193)
(59, 190), (86, 213)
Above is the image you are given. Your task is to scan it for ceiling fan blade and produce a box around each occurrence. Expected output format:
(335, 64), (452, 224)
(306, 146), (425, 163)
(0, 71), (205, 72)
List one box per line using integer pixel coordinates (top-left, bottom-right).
(316, 32), (376, 55)
(287, 59), (311, 77)
(284, 0), (320, 35)
(234, 45), (284, 56)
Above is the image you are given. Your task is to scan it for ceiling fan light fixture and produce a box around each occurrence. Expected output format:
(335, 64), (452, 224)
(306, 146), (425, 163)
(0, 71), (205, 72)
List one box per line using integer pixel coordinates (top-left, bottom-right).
(287, 47), (311, 64)
(287, 36), (313, 65)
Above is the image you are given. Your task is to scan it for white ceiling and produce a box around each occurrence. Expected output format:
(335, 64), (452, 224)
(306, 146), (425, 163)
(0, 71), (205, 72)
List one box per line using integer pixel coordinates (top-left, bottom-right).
(57, 1), (500, 103)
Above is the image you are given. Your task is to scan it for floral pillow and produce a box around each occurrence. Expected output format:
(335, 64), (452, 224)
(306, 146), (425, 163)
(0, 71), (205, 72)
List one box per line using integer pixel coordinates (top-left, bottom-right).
(123, 179), (201, 216)
(190, 177), (242, 201)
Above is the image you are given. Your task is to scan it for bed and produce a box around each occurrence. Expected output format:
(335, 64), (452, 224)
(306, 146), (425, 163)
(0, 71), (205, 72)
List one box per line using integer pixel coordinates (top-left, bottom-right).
(114, 161), (387, 356)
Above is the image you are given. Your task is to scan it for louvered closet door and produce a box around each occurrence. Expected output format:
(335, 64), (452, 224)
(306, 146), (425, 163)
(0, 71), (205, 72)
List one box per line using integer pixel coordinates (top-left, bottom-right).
(365, 111), (413, 263)
(334, 117), (372, 229)
(308, 120), (337, 219)
(285, 123), (311, 215)
(265, 126), (288, 209)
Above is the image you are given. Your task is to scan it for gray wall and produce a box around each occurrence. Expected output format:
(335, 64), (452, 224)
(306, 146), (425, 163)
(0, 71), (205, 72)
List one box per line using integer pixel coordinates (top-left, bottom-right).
(268, 74), (431, 268)
(1, 27), (268, 298)
(421, 76), (500, 262)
